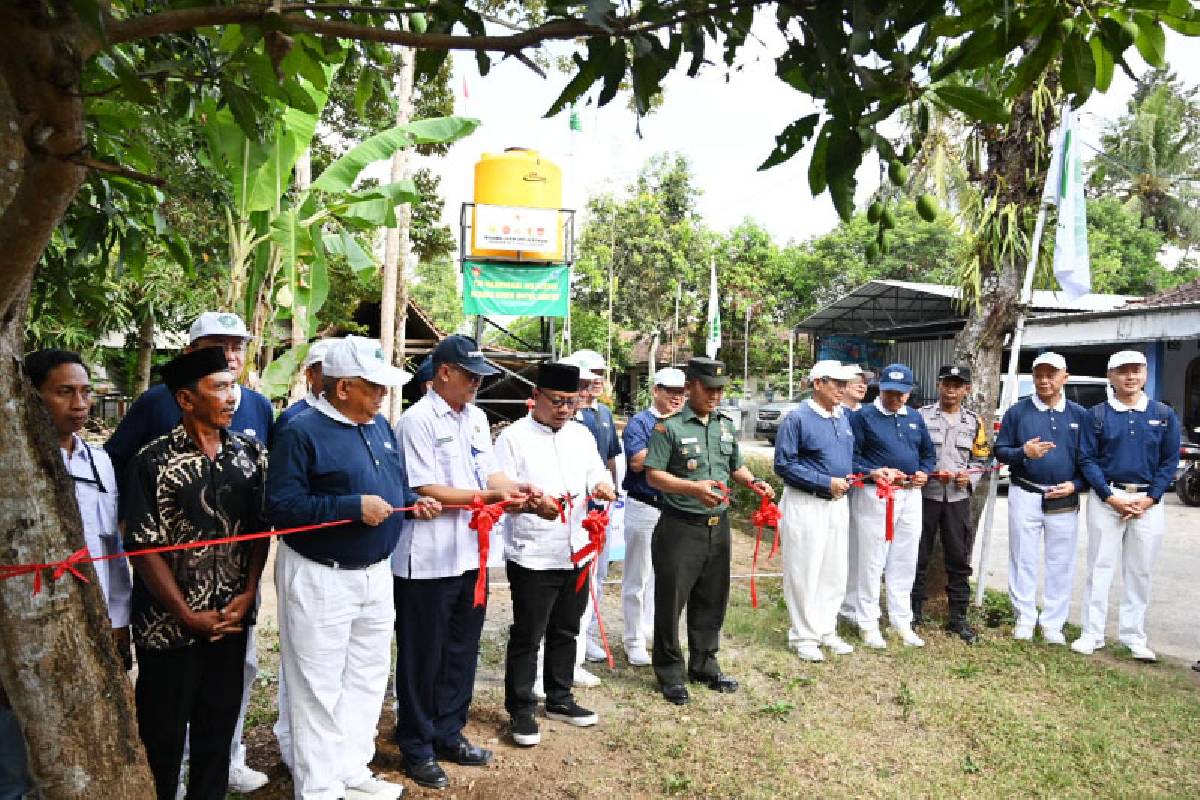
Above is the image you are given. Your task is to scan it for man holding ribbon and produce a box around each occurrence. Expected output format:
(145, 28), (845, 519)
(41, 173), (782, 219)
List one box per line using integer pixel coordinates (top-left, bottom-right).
(123, 347), (269, 800)
(267, 336), (440, 800)
(847, 363), (935, 650)
(393, 335), (529, 790)
(774, 360), (858, 663)
(644, 357), (775, 705)
(995, 352), (1089, 646)
(494, 361), (616, 747)
(913, 365), (990, 644)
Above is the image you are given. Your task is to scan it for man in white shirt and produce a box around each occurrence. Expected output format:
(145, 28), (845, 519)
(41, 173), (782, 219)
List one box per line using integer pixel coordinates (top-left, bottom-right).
(394, 335), (531, 790)
(494, 362), (616, 748)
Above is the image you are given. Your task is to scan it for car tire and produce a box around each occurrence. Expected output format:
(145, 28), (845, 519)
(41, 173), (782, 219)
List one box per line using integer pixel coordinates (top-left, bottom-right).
(766, 437), (775, 447)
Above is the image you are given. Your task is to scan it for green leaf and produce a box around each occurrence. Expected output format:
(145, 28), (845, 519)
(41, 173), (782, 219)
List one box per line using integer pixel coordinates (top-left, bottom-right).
(354, 69), (375, 118)
(324, 231), (376, 278)
(759, 113), (820, 170)
(1005, 32), (1061, 99)
(808, 122), (830, 196)
(260, 345), (308, 400)
(825, 125), (863, 222)
(1090, 34), (1115, 93)
(1162, 12), (1200, 36)
(1061, 33), (1096, 105)
(932, 85), (1010, 124)
(1133, 15), (1167, 67)
(112, 51), (156, 106)
(313, 117), (479, 194)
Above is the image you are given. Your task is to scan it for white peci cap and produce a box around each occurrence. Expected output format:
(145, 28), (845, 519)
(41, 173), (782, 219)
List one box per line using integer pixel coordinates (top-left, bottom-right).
(1031, 352), (1067, 372)
(570, 349), (607, 373)
(652, 367), (686, 388)
(1107, 350), (1147, 370)
(189, 311), (250, 343)
(302, 339), (335, 369)
(322, 336), (412, 387)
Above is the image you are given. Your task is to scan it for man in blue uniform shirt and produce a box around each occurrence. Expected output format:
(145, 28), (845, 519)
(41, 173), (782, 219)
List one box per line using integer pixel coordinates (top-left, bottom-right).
(995, 352), (1090, 645)
(1073, 350), (1181, 662)
(774, 360), (858, 662)
(105, 309), (273, 794)
(847, 363), (935, 650)
(268, 336), (441, 800)
(275, 338), (334, 434)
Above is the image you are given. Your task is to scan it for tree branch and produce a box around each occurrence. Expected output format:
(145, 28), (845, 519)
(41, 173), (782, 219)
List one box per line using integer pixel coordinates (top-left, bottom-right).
(71, 156), (166, 187)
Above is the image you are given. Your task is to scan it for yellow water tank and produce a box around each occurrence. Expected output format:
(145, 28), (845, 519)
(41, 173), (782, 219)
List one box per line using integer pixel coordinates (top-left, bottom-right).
(471, 148), (563, 262)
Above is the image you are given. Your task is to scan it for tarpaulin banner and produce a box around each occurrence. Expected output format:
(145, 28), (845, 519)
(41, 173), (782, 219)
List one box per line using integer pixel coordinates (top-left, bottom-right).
(462, 261), (569, 317)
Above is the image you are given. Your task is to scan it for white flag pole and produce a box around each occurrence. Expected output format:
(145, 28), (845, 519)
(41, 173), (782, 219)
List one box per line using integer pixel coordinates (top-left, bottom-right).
(705, 258), (721, 359)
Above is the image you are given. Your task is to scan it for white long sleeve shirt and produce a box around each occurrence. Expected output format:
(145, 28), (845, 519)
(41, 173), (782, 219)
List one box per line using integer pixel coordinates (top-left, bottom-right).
(494, 415), (612, 570)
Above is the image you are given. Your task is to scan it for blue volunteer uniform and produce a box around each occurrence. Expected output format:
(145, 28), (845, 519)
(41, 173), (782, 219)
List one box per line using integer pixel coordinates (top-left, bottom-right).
(1080, 400), (1179, 502)
(622, 409), (662, 504)
(577, 402), (622, 463)
(994, 397), (1090, 492)
(850, 403), (937, 478)
(775, 401), (855, 495)
(106, 382), (274, 482)
(273, 394), (317, 442)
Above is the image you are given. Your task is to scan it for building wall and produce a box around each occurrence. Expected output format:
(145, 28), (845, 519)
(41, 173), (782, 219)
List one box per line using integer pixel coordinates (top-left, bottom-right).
(888, 338), (957, 404)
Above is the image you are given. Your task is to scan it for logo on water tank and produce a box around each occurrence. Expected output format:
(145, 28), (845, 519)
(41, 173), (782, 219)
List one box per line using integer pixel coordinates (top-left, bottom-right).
(522, 171), (547, 183)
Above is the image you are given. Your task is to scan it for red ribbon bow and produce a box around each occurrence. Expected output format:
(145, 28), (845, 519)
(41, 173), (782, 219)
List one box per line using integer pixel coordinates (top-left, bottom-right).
(571, 504), (615, 669)
(748, 483), (782, 609)
(875, 479), (898, 542)
(468, 495), (506, 607)
(0, 547), (92, 596)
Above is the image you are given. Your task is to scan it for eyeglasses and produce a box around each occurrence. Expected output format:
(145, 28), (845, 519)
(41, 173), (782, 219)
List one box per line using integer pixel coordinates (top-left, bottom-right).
(541, 393), (578, 409)
(450, 364), (484, 384)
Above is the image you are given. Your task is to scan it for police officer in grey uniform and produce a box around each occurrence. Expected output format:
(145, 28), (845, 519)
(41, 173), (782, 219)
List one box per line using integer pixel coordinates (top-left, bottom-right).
(644, 357), (775, 705)
(912, 365), (988, 643)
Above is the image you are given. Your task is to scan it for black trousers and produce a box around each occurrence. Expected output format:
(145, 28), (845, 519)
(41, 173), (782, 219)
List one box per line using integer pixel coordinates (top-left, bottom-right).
(393, 571), (486, 762)
(651, 512), (731, 686)
(134, 631), (248, 800)
(504, 560), (589, 718)
(912, 498), (975, 610)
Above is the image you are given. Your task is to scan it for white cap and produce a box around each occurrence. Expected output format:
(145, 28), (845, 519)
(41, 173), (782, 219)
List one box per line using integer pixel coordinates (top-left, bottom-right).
(189, 311), (250, 343)
(652, 367), (686, 388)
(560, 354), (600, 381)
(809, 360), (858, 380)
(302, 339), (335, 369)
(1107, 350), (1147, 370)
(322, 335), (412, 387)
(1031, 352), (1067, 372)
(570, 348), (607, 372)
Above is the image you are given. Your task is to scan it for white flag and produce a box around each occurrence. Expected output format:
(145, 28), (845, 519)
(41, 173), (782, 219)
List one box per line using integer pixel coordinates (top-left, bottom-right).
(1043, 105), (1091, 300)
(705, 259), (721, 359)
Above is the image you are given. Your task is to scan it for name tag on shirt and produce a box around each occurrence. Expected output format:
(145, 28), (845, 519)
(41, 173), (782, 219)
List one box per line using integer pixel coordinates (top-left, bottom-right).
(437, 435), (455, 445)
(909, 423), (917, 429)
(243, 428), (257, 437)
(1069, 423), (1079, 429)
(1148, 419), (1162, 426)
(384, 441), (393, 449)
(681, 437), (698, 444)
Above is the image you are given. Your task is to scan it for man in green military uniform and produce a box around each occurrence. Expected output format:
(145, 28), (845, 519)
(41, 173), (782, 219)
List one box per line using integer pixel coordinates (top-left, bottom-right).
(645, 357), (776, 705)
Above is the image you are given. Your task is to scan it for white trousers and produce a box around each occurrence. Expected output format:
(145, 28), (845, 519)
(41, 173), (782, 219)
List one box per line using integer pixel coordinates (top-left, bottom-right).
(1080, 490), (1165, 647)
(848, 486), (922, 631)
(621, 497), (659, 649)
(781, 489), (849, 648)
(273, 662), (293, 770)
(1006, 484), (1080, 632)
(277, 544), (395, 800)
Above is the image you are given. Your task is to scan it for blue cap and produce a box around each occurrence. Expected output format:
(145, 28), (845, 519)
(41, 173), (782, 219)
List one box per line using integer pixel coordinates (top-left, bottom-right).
(878, 363), (915, 393)
(414, 355), (434, 385)
(430, 335), (499, 376)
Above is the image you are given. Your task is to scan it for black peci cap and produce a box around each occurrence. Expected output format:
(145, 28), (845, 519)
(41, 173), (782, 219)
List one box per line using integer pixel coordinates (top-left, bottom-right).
(537, 361), (580, 392)
(161, 347), (229, 394)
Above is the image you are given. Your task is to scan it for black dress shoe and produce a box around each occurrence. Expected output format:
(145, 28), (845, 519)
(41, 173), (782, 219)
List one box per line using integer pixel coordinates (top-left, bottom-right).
(946, 616), (979, 645)
(434, 738), (494, 766)
(403, 757), (449, 790)
(660, 683), (689, 705)
(911, 600), (926, 628)
(1192, 660), (1199, 673)
(688, 672), (739, 693)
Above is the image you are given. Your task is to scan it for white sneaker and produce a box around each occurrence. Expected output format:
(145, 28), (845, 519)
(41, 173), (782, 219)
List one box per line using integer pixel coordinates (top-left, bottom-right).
(861, 629), (887, 650)
(1013, 625), (1035, 641)
(585, 638), (608, 663)
(892, 625), (925, 648)
(573, 665), (601, 688)
(625, 644), (652, 666)
(821, 635), (854, 656)
(1041, 628), (1067, 646)
(1071, 635), (1104, 655)
(345, 774), (405, 800)
(1128, 644), (1158, 662)
(228, 765), (269, 793)
(796, 643), (825, 662)
(532, 677), (547, 700)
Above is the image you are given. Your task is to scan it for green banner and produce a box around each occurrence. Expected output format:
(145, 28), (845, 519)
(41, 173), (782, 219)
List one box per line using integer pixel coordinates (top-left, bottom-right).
(462, 261), (569, 317)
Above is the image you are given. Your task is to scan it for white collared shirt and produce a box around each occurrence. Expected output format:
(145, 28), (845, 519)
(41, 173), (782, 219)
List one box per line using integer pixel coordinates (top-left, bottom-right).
(312, 394), (374, 426)
(1031, 393), (1067, 413)
(806, 398), (843, 420)
(61, 435), (131, 628)
(1108, 392), (1149, 413)
(873, 396), (908, 416)
(494, 416), (611, 570)
(394, 389), (499, 578)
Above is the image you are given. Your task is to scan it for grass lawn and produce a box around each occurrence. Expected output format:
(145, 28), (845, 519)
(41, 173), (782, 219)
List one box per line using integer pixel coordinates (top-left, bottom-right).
(239, 529), (1200, 799)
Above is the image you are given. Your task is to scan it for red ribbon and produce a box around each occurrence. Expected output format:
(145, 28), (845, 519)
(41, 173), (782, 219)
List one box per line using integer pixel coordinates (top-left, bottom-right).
(748, 483), (782, 609)
(875, 479), (898, 542)
(570, 504), (614, 669)
(467, 495), (507, 608)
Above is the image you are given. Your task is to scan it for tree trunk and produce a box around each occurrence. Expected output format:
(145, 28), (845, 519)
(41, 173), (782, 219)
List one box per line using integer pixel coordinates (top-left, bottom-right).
(382, 47), (416, 424)
(133, 309), (155, 396)
(289, 148), (313, 404)
(0, 8), (155, 794)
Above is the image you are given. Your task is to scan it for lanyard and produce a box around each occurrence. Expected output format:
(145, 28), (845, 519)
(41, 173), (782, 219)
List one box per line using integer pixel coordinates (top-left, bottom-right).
(70, 443), (108, 494)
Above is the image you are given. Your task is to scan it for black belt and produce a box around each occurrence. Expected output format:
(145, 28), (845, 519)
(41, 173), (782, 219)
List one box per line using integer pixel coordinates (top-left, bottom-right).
(787, 483), (835, 500)
(287, 541), (385, 571)
(1108, 482), (1150, 493)
(660, 505), (727, 528)
(627, 492), (661, 508)
(1012, 476), (1049, 494)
